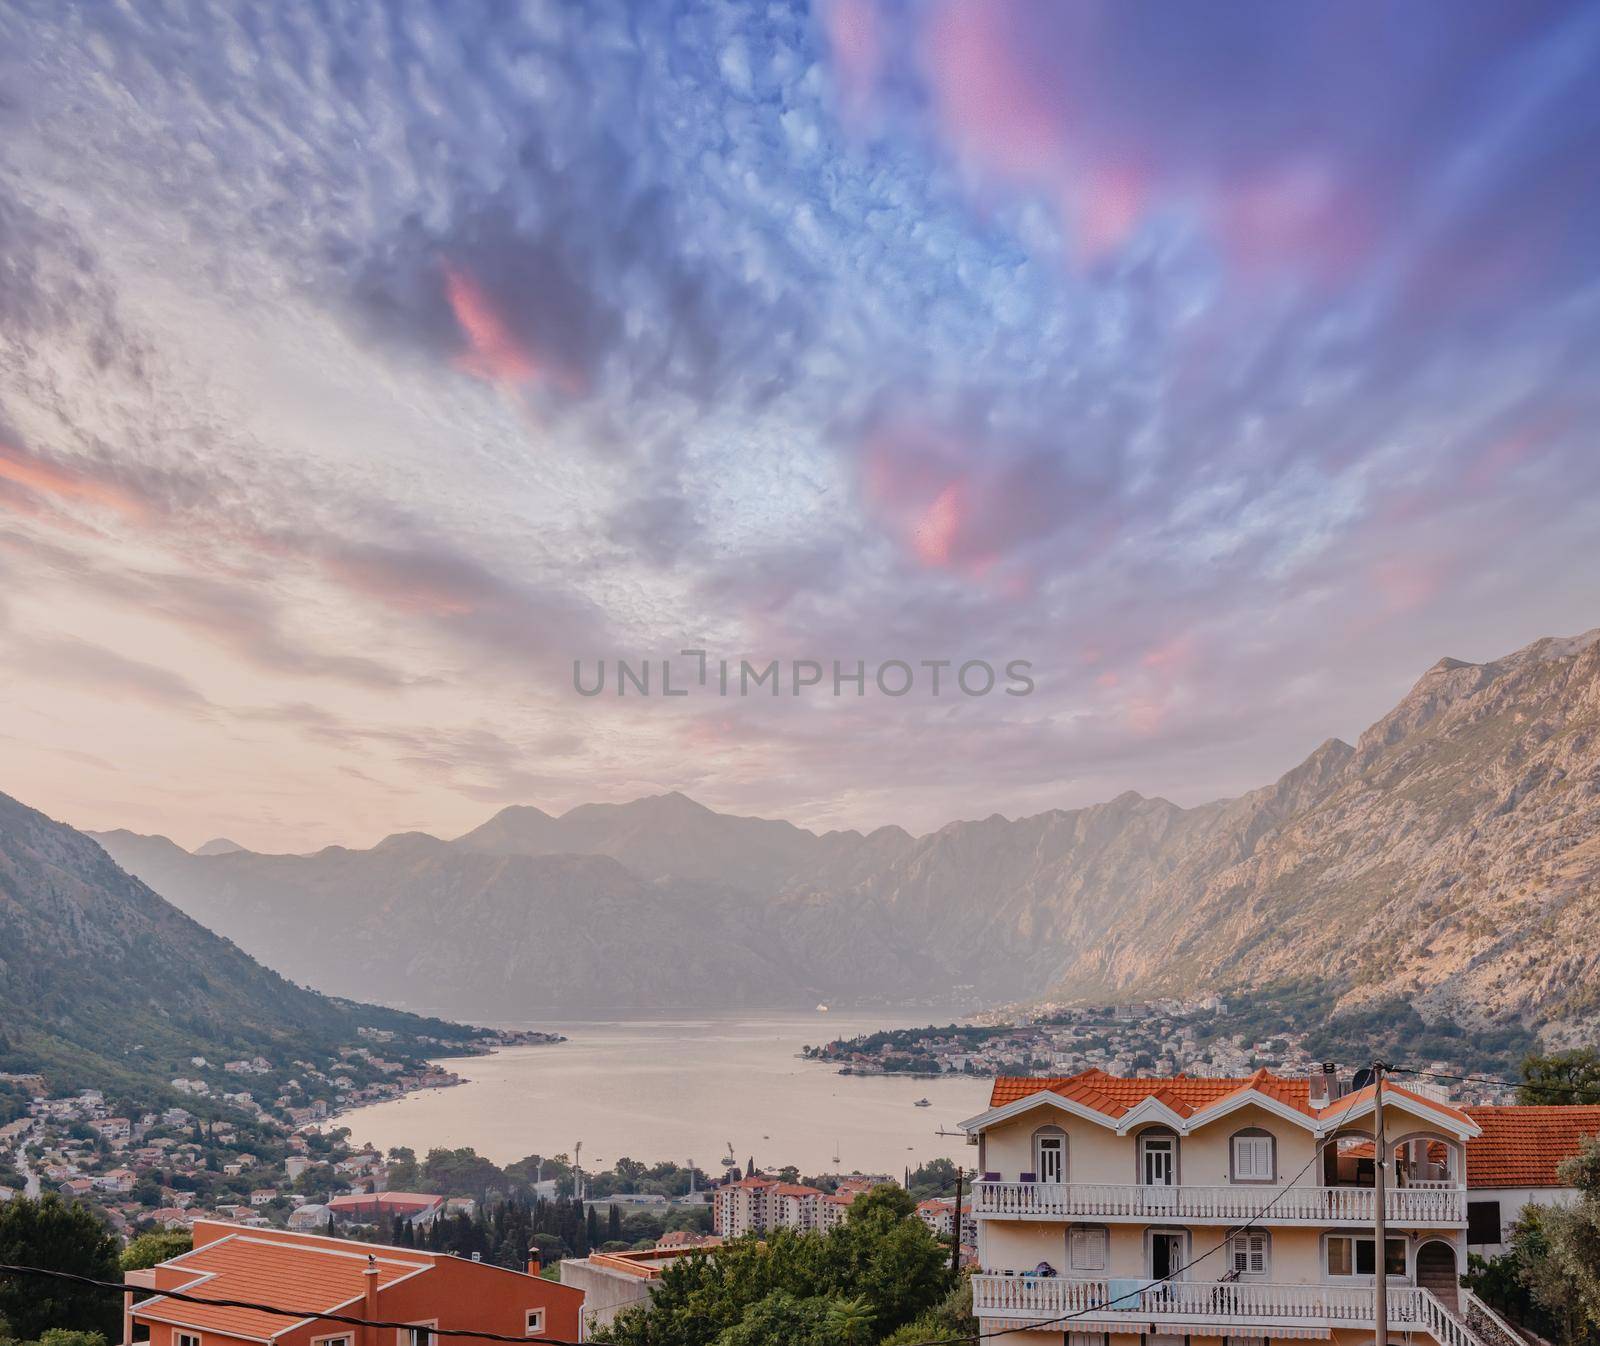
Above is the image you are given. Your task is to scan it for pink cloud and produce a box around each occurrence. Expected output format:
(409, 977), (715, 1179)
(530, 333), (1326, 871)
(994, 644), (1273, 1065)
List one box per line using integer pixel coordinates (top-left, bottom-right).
(442, 262), (582, 395)
(822, 0), (884, 116)
(0, 441), (149, 521)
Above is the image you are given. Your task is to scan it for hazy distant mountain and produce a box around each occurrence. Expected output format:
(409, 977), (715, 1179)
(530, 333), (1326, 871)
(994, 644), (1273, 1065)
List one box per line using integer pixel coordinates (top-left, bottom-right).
(93, 630), (1600, 1041)
(0, 791), (472, 1098)
(194, 836), (245, 856)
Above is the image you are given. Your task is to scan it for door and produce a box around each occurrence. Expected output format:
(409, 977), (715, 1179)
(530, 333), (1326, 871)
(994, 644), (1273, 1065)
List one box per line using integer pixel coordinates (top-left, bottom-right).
(1141, 1134), (1176, 1213)
(1142, 1136), (1175, 1186)
(1150, 1232), (1185, 1283)
(1037, 1134), (1065, 1185)
(1417, 1240), (1459, 1311)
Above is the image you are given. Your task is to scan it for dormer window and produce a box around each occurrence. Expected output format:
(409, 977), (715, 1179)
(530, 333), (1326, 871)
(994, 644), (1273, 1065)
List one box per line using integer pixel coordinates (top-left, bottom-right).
(1032, 1127), (1067, 1184)
(1139, 1132), (1176, 1186)
(1231, 1130), (1276, 1183)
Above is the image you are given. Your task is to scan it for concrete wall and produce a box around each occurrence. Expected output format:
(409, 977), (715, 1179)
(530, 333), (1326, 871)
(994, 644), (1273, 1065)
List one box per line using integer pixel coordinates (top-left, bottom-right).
(559, 1257), (656, 1333)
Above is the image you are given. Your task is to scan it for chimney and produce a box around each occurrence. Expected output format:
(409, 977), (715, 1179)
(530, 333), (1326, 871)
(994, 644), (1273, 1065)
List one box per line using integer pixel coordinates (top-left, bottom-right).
(1320, 1062), (1340, 1105)
(527, 1246), (541, 1276)
(362, 1254), (379, 1346)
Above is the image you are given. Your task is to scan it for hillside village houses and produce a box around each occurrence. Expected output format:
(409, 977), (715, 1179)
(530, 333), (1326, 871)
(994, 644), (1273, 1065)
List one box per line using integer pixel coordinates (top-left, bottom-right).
(958, 1065), (1598, 1346)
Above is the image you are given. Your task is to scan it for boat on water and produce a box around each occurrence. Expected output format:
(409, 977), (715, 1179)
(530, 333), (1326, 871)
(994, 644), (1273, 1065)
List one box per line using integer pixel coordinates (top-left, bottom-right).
(913, 1098), (932, 1107)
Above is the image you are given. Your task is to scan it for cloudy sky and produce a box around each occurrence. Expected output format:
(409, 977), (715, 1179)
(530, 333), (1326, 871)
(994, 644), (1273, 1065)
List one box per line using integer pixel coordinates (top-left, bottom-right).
(2, 0), (1598, 852)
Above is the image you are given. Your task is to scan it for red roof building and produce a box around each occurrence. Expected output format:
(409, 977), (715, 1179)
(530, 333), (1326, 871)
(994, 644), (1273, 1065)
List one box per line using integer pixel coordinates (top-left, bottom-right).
(127, 1219), (584, 1346)
(1465, 1104), (1600, 1187)
(325, 1191), (448, 1224)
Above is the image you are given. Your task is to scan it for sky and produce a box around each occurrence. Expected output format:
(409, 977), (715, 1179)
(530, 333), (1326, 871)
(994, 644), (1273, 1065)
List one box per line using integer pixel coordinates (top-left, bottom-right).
(1, 0), (1598, 852)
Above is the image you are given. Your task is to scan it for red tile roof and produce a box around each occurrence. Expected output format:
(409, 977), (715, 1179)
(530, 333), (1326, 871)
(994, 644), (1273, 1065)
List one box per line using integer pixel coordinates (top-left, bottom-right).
(1318, 1082), (1477, 1129)
(988, 1067), (1314, 1116)
(988, 1068), (1477, 1132)
(1465, 1105), (1600, 1188)
(138, 1232), (431, 1341)
(326, 1191), (444, 1212)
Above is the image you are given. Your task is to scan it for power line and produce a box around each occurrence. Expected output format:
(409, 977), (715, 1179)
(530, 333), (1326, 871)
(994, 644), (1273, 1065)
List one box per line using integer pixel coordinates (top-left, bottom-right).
(0, 1260), (571, 1346)
(1390, 1064), (1600, 1099)
(894, 1075), (1374, 1346)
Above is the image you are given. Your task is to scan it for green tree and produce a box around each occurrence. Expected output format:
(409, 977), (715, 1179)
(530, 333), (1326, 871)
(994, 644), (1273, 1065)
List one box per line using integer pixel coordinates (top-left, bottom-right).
(121, 1230), (192, 1271)
(1521, 1049), (1600, 1106)
(386, 1146), (421, 1189)
(420, 1147), (506, 1203)
(1513, 1136), (1600, 1344)
(37, 1325), (110, 1344)
(0, 1196), (120, 1340)
(596, 1183), (950, 1346)
(824, 1294), (875, 1345)
(37, 1331), (110, 1346)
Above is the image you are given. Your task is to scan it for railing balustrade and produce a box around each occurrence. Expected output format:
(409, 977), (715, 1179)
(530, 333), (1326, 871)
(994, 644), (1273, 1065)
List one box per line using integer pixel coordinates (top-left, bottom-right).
(971, 1275), (1484, 1346)
(972, 1179), (1464, 1224)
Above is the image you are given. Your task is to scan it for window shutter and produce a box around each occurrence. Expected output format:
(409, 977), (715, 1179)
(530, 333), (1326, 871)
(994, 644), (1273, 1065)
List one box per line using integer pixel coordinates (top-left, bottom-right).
(1070, 1227), (1107, 1271)
(1235, 1134), (1272, 1180)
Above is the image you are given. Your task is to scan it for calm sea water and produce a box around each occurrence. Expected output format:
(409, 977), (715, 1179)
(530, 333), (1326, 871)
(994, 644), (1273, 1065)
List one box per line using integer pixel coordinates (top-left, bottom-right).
(339, 1010), (990, 1178)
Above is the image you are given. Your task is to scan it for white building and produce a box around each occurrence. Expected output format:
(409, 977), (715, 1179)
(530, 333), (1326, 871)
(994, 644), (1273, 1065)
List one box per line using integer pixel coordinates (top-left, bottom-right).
(1463, 1103), (1600, 1255)
(960, 1067), (1500, 1346)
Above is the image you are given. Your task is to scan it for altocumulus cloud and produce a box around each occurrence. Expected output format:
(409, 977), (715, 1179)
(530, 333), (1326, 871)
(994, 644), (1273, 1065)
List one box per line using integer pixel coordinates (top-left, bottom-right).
(0, 0), (1597, 847)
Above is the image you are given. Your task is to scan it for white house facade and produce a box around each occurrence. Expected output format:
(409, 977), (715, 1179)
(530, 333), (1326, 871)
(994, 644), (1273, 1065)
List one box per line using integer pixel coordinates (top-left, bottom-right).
(960, 1067), (1492, 1346)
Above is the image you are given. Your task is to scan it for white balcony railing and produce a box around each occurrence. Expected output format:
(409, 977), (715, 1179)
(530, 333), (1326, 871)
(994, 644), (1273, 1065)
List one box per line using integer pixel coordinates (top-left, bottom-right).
(972, 1180), (1465, 1225)
(972, 1276), (1482, 1346)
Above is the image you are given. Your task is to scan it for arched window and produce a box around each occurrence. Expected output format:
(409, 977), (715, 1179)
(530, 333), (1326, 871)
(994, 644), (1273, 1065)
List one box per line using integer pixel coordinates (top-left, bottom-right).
(1032, 1125), (1067, 1184)
(1229, 1127), (1277, 1183)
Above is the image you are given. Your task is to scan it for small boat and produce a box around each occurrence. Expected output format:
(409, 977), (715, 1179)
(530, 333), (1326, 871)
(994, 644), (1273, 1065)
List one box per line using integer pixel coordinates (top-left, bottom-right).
(914, 1098), (932, 1108)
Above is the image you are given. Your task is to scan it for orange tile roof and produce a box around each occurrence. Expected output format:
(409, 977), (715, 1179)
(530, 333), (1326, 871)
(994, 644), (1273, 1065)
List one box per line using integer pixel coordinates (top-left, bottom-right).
(137, 1233), (431, 1341)
(1465, 1105), (1600, 1188)
(325, 1190), (444, 1211)
(1316, 1082), (1476, 1129)
(988, 1067), (1314, 1116)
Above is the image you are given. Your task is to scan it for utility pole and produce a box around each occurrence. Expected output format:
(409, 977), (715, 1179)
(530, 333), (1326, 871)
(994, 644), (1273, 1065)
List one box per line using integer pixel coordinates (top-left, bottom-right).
(950, 1164), (964, 1276)
(1372, 1062), (1388, 1346)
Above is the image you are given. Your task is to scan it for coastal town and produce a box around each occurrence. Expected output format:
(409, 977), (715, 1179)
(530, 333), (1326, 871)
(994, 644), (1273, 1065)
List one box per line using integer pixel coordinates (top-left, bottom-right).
(0, 1027), (561, 1236)
(11, 1054), (1596, 1346)
(804, 997), (1527, 1107)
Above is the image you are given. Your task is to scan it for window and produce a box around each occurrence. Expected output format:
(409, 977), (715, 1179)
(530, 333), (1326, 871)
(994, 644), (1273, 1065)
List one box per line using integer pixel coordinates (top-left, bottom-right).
(1140, 1133), (1176, 1186)
(525, 1309), (546, 1336)
(1069, 1226), (1108, 1271)
(177, 1335), (202, 1346)
(1229, 1231), (1269, 1277)
(1034, 1128), (1067, 1184)
(1231, 1132), (1275, 1182)
(1326, 1235), (1406, 1278)
(1467, 1200), (1502, 1244)
(400, 1326), (436, 1346)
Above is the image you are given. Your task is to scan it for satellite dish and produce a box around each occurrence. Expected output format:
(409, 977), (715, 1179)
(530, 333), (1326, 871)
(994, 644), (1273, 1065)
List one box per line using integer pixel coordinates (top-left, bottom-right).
(1351, 1067), (1375, 1092)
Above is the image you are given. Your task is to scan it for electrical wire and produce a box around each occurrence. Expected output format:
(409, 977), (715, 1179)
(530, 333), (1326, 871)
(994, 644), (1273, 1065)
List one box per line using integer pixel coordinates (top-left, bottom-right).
(1390, 1064), (1600, 1100)
(0, 1259), (571, 1346)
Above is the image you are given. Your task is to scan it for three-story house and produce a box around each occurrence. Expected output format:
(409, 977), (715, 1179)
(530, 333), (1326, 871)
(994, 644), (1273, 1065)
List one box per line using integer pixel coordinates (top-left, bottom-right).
(961, 1067), (1489, 1346)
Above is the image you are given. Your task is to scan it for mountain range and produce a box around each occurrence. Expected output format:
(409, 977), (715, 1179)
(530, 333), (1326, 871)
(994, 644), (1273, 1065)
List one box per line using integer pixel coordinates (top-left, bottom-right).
(0, 790), (476, 1100)
(90, 629), (1600, 1044)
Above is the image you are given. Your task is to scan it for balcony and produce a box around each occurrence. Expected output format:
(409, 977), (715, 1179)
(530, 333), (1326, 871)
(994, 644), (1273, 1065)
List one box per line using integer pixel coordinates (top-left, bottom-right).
(972, 1180), (1465, 1226)
(971, 1276), (1482, 1346)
